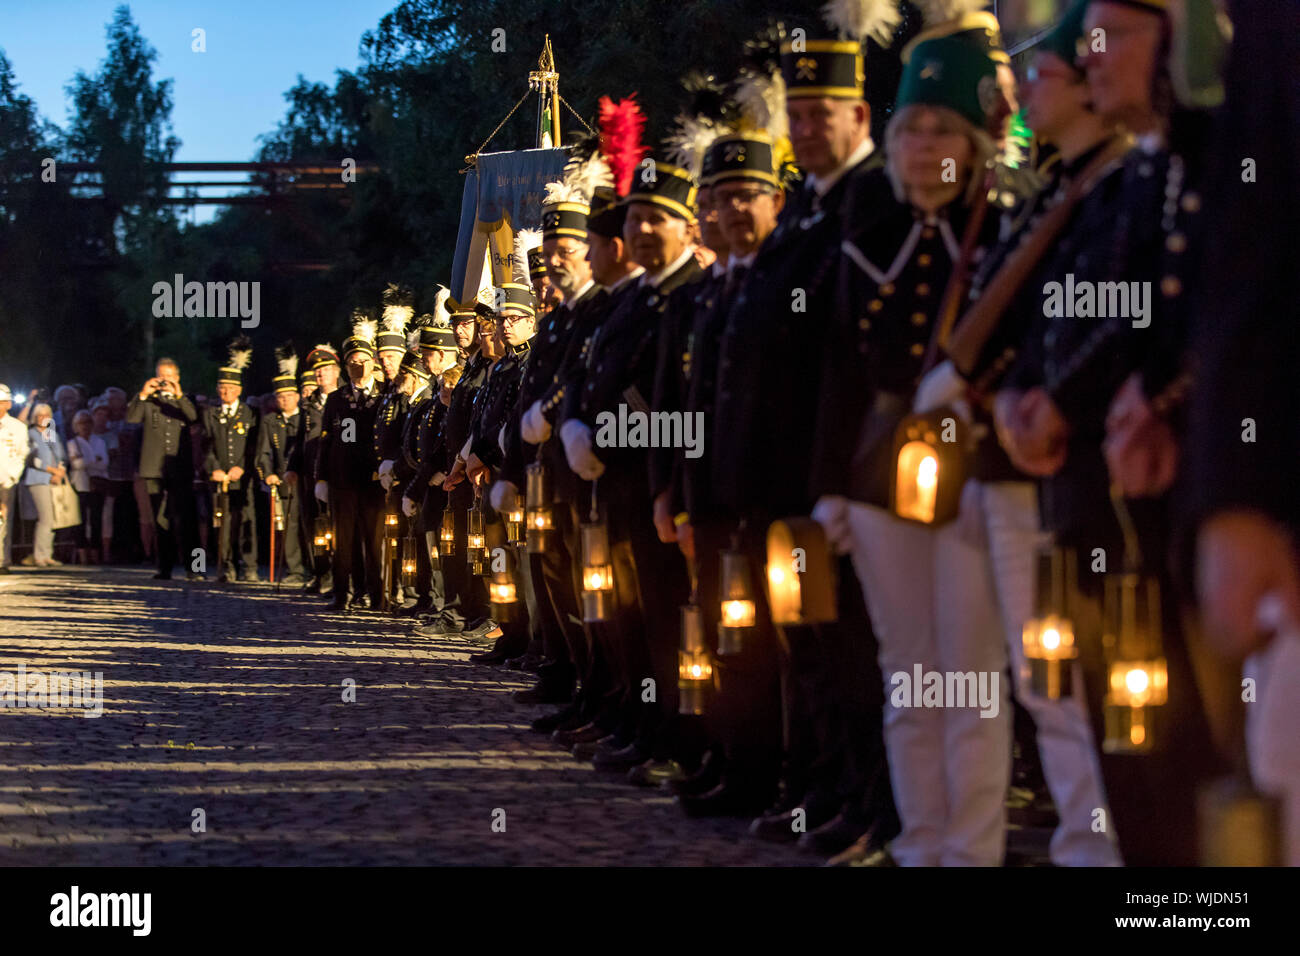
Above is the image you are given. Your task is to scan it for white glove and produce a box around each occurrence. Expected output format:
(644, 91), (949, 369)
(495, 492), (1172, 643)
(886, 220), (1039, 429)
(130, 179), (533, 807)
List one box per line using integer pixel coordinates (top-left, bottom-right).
(489, 480), (519, 512)
(401, 496), (417, 518)
(811, 495), (853, 556)
(913, 359), (966, 414)
(521, 400), (552, 444)
(560, 419), (605, 481)
(378, 459), (395, 478)
(428, 470), (446, 486)
(498, 424), (508, 455)
(913, 359), (973, 423)
(314, 480), (329, 504)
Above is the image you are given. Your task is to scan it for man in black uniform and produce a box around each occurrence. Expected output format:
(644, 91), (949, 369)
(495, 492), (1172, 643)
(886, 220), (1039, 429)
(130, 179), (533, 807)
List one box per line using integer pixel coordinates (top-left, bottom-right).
(315, 315), (385, 611)
(376, 347), (433, 610)
(255, 344), (308, 586)
(413, 304), (498, 639)
(559, 158), (702, 775)
(506, 178), (602, 706)
(399, 310), (462, 615)
(532, 186), (647, 744)
(127, 357), (201, 581)
(704, 24), (891, 845)
(300, 344), (340, 596)
(202, 336), (259, 584)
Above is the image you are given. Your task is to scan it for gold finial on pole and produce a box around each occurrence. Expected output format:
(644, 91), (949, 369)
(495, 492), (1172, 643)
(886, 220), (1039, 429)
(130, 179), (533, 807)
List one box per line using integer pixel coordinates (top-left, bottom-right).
(529, 35), (561, 148)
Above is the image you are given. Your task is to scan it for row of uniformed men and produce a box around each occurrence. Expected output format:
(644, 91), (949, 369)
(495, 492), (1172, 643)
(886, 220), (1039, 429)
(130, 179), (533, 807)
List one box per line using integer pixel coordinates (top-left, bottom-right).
(299, 0), (1280, 866)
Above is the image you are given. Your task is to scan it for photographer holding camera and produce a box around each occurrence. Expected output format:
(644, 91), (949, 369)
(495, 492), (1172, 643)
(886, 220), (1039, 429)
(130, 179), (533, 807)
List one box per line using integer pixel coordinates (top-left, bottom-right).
(127, 359), (200, 581)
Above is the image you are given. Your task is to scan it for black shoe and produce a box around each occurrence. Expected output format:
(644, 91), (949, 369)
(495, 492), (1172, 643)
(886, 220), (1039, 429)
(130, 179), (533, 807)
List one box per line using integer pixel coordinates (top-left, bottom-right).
(329, 597), (350, 611)
(282, 574), (307, 587)
(751, 790), (840, 844)
(400, 595), (435, 617)
(571, 732), (627, 761)
(678, 779), (770, 819)
(797, 809), (871, 857)
(462, 619), (503, 642)
(239, 571), (260, 584)
(531, 703), (580, 734)
(412, 611), (461, 638)
(666, 748), (725, 797)
(152, 571), (172, 581)
(554, 721), (606, 748)
(186, 571), (204, 582)
(628, 759), (686, 788)
(348, 594), (371, 610)
(513, 681), (573, 706)
(468, 647), (511, 665)
(591, 742), (649, 773)
(301, 578), (322, 594)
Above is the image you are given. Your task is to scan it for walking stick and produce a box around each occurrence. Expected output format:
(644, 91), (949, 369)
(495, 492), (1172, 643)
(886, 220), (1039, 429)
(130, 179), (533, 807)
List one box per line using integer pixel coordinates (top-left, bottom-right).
(215, 478), (229, 581)
(268, 484), (279, 586)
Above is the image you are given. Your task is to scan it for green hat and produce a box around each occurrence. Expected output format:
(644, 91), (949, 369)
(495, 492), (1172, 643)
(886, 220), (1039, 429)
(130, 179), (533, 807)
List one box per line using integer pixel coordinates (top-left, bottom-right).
(1035, 0), (1089, 72)
(896, 35), (1000, 130)
(903, 10), (1009, 66)
(623, 159), (697, 222)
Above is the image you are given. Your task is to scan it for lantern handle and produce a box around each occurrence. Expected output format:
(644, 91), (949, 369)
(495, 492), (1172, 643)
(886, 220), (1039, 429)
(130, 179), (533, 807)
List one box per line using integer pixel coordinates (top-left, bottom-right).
(589, 478), (599, 524)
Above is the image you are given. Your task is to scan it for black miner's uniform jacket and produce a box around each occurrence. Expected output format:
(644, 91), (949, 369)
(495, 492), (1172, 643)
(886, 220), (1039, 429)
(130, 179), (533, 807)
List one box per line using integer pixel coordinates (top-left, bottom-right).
(255, 408), (302, 480)
(202, 403), (259, 478)
(127, 391), (199, 480)
(469, 341), (531, 472)
(713, 149), (883, 521)
(563, 256), (703, 487)
(316, 379), (383, 487)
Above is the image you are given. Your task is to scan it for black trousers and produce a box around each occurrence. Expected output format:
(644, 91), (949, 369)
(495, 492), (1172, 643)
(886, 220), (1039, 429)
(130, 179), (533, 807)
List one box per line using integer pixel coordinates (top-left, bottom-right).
(300, 479), (332, 588)
(146, 473), (199, 577)
(331, 482), (383, 603)
(269, 484), (306, 578)
(214, 479), (258, 574)
(435, 482), (486, 625)
(606, 469), (691, 759)
(531, 500), (588, 684)
(695, 519), (782, 792)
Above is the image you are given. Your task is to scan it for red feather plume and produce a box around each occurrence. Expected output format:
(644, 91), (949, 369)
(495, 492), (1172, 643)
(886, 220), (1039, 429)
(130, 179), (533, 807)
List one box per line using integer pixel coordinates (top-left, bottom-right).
(598, 94), (649, 198)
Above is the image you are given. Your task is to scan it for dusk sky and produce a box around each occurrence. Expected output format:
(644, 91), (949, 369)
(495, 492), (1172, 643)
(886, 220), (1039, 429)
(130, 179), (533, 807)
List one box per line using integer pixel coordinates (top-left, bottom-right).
(4, 0), (399, 163)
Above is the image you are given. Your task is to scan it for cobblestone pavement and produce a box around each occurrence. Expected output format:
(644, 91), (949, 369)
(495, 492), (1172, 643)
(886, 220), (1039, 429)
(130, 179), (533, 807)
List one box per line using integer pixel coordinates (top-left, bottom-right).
(0, 566), (815, 866)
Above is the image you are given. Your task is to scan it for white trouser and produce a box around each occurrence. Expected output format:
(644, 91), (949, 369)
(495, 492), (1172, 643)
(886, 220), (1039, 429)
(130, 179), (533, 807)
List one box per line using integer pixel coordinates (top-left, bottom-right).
(1244, 630), (1300, 866)
(29, 483), (56, 562)
(977, 481), (1121, 866)
(846, 488), (1010, 866)
(0, 483), (15, 566)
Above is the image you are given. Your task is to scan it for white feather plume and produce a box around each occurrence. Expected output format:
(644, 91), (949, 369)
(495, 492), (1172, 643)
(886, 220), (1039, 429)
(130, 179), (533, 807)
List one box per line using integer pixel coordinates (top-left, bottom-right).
(911, 0), (986, 28)
(566, 153), (612, 203)
(351, 310), (377, 345)
(513, 228), (543, 285)
(227, 336), (253, 371)
(666, 113), (724, 180)
(431, 285), (452, 328)
(544, 179), (586, 205)
(275, 348), (299, 378)
(736, 68), (789, 143)
(821, 0), (904, 45)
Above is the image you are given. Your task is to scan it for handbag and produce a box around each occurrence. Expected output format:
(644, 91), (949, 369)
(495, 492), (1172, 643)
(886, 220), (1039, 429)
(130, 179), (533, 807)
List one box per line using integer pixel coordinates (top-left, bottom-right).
(50, 481), (82, 530)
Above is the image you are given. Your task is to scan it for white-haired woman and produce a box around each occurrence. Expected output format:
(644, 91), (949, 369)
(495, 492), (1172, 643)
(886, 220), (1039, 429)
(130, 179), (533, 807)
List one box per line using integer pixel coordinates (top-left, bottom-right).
(811, 35), (1009, 866)
(23, 403), (69, 566)
(68, 408), (109, 563)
